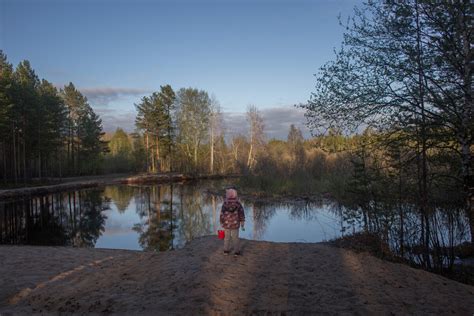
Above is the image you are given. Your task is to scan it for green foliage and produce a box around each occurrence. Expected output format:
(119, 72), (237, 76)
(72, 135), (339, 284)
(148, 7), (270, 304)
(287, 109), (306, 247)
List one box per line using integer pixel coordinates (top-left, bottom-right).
(104, 128), (135, 173)
(0, 53), (105, 183)
(135, 85), (176, 172)
(109, 128), (132, 156)
(299, 0), (474, 243)
(175, 87), (211, 171)
(62, 82), (105, 175)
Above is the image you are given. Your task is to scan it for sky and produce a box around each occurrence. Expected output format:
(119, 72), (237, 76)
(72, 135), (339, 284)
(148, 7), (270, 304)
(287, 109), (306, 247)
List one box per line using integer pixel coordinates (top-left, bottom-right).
(1, 0), (361, 139)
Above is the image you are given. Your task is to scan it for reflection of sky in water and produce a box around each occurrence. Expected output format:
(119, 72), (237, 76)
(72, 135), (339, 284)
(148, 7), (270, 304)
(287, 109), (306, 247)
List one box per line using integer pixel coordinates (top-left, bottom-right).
(2, 181), (466, 252)
(94, 184), (353, 251)
(95, 196), (142, 250)
(241, 205), (342, 243)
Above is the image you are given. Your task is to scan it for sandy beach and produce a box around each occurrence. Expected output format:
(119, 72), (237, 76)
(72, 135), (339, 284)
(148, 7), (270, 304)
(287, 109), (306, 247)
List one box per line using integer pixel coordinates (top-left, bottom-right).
(1, 236), (473, 315)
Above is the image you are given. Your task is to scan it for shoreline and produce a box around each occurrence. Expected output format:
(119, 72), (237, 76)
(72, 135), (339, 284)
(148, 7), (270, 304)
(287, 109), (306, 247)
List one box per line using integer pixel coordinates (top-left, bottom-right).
(1, 236), (473, 314)
(0, 173), (239, 199)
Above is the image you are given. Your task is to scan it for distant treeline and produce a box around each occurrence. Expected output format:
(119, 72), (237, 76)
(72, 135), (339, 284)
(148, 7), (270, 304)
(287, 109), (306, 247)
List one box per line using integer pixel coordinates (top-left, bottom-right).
(0, 50), (268, 181)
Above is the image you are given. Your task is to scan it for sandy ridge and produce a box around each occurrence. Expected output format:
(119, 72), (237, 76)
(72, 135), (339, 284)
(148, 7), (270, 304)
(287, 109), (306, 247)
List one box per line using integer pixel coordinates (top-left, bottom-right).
(1, 237), (473, 315)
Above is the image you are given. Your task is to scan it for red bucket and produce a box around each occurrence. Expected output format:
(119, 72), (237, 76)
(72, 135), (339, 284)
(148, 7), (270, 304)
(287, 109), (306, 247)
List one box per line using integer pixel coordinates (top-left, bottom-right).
(217, 230), (225, 239)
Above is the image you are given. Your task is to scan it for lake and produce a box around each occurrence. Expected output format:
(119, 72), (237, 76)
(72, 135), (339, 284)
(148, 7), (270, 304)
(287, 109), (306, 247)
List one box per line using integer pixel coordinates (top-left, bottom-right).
(0, 180), (356, 251)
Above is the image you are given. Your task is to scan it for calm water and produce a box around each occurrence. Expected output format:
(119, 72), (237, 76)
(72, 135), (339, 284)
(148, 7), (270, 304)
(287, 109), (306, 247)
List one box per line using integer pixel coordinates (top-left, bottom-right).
(0, 180), (356, 251)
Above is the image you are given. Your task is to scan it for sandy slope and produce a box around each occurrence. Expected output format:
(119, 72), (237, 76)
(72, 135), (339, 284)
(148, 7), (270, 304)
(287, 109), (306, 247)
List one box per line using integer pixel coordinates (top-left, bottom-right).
(1, 237), (473, 315)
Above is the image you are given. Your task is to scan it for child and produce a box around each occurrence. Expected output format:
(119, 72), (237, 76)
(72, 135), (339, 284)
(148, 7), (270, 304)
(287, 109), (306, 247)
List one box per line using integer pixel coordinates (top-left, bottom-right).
(220, 187), (245, 256)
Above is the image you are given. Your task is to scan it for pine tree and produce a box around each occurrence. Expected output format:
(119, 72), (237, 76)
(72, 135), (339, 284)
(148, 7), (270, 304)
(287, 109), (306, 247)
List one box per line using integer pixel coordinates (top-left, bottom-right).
(157, 85), (176, 172)
(135, 87), (175, 173)
(37, 79), (67, 178)
(77, 106), (105, 174)
(0, 51), (14, 183)
(13, 60), (39, 181)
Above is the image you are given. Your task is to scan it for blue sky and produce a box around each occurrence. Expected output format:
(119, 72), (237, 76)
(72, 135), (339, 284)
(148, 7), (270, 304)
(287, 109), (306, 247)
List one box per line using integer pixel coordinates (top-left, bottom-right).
(1, 0), (361, 138)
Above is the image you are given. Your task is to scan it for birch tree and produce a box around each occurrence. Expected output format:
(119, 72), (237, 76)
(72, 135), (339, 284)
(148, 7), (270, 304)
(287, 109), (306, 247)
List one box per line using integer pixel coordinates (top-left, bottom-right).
(246, 105), (265, 170)
(176, 88), (211, 170)
(209, 95), (224, 174)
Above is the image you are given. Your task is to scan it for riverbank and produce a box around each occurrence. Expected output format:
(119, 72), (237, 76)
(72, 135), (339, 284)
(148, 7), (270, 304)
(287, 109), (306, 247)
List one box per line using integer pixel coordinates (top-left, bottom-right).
(204, 188), (327, 205)
(0, 173), (238, 199)
(1, 237), (473, 314)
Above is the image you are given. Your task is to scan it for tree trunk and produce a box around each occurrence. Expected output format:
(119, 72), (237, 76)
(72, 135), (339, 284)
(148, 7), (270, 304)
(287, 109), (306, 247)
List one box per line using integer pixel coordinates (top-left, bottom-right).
(22, 129), (27, 183)
(156, 135), (160, 172)
(150, 135), (155, 173)
(194, 144), (198, 167)
(12, 125), (17, 184)
(415, 1), (430, 268)
(193, 136), (199, 168)
(461, 138), (474, 242)
(210, 125), (214, 174)
(2, 142), (6, 184)
(145, 133), (150, 172)
(398, 149), (404, 257)
(71, 125), (75, 175)
(38, 119), (41, 179)
(58, 149), (62, 179)
(38, 151), (42, 180)
(167, 104), (173, 173)
(247, 142), (253, 170)
(460, 7), (474, 242)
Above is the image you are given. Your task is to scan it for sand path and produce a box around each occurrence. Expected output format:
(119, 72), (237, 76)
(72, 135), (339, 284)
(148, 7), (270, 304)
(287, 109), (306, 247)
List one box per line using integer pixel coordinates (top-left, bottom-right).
(1, 237), (473, 315)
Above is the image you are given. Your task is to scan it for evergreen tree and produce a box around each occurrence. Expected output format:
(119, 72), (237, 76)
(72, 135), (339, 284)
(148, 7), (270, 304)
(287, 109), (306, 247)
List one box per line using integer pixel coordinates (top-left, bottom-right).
(61, 82), (88, 174)
(135, 86), (175, 172)
(37, 79), (67, 178)
(0, 51), (15, 183)
(77, 106), (105, 174)
(157, 85), (176, 172)
(13, 60), (39, 181)
(61, 82), (104, 175)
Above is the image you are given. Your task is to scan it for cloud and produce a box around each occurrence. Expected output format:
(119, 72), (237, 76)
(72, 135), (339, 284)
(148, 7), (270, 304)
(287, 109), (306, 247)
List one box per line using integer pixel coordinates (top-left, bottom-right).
(80, 87), (151, 106)
(224, 106), (311, 140)
(96, 101), (312, 140)
(261, 107), (310, 139)
(98, 110), (137, 133)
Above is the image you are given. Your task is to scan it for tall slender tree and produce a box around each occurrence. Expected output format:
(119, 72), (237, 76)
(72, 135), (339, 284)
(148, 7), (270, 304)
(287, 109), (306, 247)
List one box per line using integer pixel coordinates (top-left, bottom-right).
(13, 60), (39, 181)
(246, 105), (265, 170)
(175, 88), (211, 170)
(157, 85), (176, 172)
(37, 79), (67, 178)
(135, 85), (176, 173)
(209, 95), (224, 174)
(0, 51), (15, 183)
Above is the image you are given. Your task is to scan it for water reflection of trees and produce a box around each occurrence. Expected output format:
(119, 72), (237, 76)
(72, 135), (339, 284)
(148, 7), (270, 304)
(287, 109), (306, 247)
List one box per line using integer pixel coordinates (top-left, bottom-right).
(0, 189), (108, 247)
(104, 185), (135, 213)
(334, 191), (469, 271)
(247, 202), (276, 240)
(132, 185), (174, 251)
(132, 183), (226, 251)
(175, 185), (212, 246)
(287, 200), (324, 221)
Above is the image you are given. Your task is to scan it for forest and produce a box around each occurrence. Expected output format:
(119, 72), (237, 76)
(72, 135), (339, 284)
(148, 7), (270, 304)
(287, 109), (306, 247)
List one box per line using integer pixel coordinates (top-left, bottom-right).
(0, 0), (472, 274)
